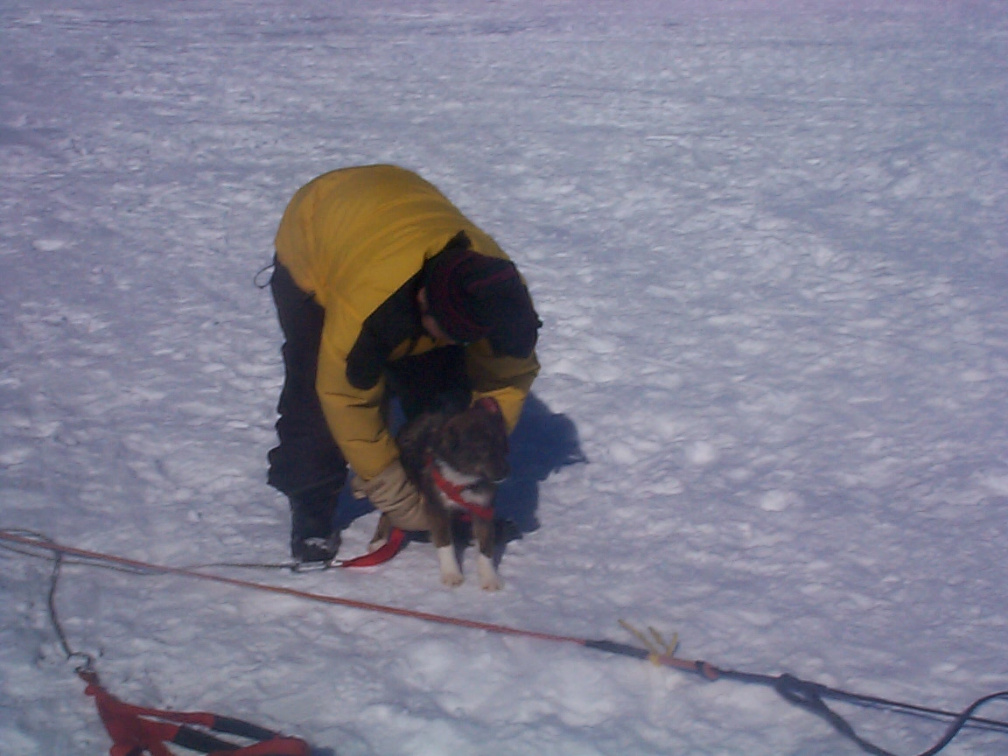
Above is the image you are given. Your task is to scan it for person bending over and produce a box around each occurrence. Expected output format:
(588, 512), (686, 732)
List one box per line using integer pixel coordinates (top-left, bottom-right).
(267, 164), (541, 562)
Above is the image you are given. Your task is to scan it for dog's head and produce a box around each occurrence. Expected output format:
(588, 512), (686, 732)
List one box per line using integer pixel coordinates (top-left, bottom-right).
(434, 397), (510, 487)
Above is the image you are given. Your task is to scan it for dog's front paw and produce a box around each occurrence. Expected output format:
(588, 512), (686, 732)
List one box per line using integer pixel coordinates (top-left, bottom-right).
(437, 545), (464, 587)
(477, 555), (502, 591)
(479, 573), (503, 591)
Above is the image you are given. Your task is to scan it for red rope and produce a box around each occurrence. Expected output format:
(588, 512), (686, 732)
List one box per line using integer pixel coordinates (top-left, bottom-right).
(0, 529), (585, 646)
(6, 528), (1008, 756)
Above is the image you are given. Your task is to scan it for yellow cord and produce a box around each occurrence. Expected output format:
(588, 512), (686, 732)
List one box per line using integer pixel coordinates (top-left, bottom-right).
(619, 620), (679, 665)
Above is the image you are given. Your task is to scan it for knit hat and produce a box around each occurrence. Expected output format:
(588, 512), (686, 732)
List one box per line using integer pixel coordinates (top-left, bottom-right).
(425, 237), (540, 358)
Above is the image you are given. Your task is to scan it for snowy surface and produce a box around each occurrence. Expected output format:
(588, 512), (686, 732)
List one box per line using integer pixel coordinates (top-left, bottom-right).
(2, 1), (1007, 754)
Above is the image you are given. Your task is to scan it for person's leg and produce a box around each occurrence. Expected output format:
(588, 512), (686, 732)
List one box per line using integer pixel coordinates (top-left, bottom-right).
(267, 259), (346, 561)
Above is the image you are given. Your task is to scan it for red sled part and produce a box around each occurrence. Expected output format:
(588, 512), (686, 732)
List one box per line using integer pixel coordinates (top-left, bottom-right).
(79, 670), (310, 756)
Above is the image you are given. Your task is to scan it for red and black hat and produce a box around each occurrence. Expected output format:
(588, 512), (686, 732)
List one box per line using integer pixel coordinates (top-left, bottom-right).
(425, 235), (540, 358)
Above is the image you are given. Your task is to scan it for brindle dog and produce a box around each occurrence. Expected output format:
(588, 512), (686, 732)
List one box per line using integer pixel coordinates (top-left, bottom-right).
(370, 397), (509, 590)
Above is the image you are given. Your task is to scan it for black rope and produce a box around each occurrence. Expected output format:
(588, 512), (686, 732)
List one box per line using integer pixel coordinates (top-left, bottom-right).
(912, 690), (1008, 756)
(4, 528), (1008, 756)
(2, 529), (99, 673)
(717, 667), (1008, 756)
(773, 673), (894, 756)
(253, 260), (275, 289)
(578, 635), (1008, 756)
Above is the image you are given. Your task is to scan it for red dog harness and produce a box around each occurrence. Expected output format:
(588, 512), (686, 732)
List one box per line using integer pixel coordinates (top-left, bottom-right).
(427, 456), (494, 522)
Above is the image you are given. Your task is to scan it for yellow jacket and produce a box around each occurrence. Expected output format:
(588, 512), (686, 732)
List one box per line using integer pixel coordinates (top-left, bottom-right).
(275, 165), (539, 480)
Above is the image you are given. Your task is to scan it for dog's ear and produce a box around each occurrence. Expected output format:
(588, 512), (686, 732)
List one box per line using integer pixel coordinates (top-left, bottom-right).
(473, 396), (508, 445)
(473, 397), (501, 416)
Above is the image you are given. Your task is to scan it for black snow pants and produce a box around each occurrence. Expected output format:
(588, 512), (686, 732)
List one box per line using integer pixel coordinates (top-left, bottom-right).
(266, 259), (347, 499)
(266, 258), (471, 502)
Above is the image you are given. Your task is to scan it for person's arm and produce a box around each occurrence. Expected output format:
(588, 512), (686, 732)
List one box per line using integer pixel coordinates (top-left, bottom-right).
(466, 341), (540, 432)
(315, 343), (428, 531)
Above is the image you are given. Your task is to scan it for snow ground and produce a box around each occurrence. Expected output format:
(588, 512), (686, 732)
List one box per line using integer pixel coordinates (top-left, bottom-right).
(1, 1), (1007, 754)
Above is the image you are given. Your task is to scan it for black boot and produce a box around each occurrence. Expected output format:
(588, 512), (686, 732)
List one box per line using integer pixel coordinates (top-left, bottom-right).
(289, 481), (342, 562)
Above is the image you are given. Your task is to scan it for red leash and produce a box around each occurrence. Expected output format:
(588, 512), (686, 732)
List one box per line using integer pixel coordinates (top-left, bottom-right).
(335, 525), (407, 568)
